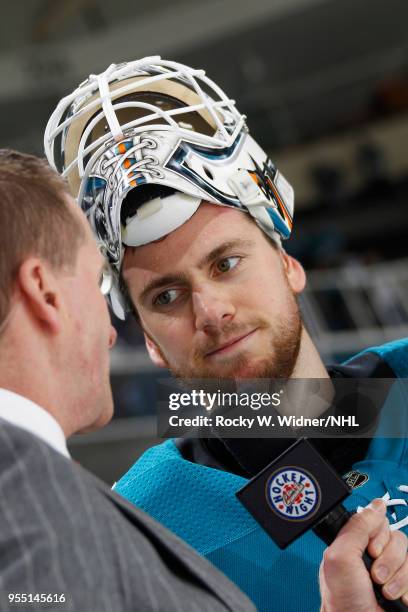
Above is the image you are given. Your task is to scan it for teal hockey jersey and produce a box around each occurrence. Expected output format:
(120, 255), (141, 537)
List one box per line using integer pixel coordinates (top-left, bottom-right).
(115, 339), (408, 612)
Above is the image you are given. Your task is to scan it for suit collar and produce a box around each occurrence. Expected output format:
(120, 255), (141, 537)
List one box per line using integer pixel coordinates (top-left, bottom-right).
(82, 466), (253, 612)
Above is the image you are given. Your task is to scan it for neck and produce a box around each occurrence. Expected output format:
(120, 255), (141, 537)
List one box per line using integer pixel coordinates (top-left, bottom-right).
(0, 329), (70, 438)
(292, 326), (328, 379)
(282, 326), (333, 419)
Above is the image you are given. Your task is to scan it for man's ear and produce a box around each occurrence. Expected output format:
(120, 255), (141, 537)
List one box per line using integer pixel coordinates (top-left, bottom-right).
(144, 332), (168, 368)
(280, 251), (306, 294)
(17, 258), (61, 334)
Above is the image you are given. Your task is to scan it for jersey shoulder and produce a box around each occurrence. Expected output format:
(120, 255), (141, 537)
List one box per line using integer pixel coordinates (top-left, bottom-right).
(345, 337), (408, 377)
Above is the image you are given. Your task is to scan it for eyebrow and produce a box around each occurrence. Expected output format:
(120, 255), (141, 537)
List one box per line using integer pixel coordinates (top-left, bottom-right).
(138, 239), (255, 304)
(139, 272), (190, 304)
(196, 239), (255, 269)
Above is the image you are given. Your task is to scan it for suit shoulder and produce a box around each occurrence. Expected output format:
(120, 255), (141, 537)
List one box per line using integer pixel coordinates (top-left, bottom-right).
(0, 421), (70, 474)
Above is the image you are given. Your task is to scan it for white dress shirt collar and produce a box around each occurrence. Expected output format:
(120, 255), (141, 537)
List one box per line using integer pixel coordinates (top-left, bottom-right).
(0, 388), (70, 459)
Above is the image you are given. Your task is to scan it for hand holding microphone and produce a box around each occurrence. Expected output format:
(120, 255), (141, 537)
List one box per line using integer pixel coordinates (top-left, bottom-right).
(236, 438), (408, 611)
(320, 499), (408, 611)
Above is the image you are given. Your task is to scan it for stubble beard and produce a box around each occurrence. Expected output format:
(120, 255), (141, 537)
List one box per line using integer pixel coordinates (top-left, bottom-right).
(168, 295), (303, 381)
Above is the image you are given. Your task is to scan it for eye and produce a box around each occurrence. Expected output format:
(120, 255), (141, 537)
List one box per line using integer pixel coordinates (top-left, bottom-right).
(216, 256), (240, 274)
(153, 289), (180, 306)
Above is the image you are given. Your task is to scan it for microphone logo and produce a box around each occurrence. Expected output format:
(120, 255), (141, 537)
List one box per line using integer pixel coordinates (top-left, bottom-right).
(266, 467), (321, 521)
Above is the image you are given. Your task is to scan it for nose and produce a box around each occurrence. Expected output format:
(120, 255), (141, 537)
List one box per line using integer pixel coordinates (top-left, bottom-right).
(109, 325), (118, 349)
(192, 288), (235, 332)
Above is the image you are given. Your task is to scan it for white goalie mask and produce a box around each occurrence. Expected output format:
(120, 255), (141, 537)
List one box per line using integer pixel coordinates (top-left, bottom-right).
(44, 56), (294, 319)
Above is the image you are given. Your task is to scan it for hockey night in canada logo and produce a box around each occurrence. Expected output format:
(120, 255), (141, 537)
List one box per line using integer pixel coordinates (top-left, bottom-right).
(266, 467), (321, 521)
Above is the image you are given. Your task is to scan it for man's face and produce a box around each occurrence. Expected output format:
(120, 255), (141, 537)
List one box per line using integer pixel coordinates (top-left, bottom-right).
(123, 203), (305, 379)
(61, 201), (117, 431)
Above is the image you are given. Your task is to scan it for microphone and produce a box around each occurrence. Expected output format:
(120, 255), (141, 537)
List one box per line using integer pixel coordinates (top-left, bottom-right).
(236, 438), (408, 611)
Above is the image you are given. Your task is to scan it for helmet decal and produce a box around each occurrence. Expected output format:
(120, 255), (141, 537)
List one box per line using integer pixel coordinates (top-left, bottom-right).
(165, 133), (245, 207)
(248, 156), (293, 239)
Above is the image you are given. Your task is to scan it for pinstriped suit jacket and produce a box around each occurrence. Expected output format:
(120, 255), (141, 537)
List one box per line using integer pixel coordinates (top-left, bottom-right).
(0, 419), (256, 612)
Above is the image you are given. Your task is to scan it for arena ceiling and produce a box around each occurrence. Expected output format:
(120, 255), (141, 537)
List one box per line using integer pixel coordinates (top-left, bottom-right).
(1, 0), (408, 156)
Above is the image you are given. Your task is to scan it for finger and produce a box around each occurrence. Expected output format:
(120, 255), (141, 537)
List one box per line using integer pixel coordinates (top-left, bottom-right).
(333, 499), (387, 558)
(319, 560), (330, 611)
(372, 530), (408, 586)
(383, 557), (408, 602)
(367, 515), (390, 559)
(321, 547), (384, 612)
(319, 501), (387, 612)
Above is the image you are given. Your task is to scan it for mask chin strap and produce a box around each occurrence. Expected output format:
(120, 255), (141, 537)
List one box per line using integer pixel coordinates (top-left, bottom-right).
(109, 276), (129, 321)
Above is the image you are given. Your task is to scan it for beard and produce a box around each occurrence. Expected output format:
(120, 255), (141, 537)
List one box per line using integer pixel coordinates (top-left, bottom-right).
(165, 292), (303, 381)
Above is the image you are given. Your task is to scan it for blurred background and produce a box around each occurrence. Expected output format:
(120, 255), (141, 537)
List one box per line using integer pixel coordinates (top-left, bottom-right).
(2, 0), (408, 482)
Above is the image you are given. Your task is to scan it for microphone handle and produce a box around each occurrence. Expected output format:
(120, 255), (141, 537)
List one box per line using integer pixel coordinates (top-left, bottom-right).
(314, 505), (408, 612)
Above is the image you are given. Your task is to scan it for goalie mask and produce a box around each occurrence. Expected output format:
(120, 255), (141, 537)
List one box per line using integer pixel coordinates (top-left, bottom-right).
(44, 56), (295, 319)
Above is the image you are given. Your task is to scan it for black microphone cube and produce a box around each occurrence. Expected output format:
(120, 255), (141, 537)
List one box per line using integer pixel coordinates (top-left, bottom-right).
(236, 438), (351, 549)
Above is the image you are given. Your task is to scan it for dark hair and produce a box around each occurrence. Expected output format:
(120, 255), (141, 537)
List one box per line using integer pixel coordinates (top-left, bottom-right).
(0, 149), (86, 327)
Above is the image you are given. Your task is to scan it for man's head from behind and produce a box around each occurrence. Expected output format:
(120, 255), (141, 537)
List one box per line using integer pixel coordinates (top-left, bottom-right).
(0, 150), (116, 435)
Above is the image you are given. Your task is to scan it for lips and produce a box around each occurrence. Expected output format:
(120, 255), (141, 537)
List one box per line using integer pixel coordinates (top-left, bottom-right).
(205, 329), (258, 358)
